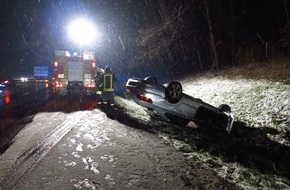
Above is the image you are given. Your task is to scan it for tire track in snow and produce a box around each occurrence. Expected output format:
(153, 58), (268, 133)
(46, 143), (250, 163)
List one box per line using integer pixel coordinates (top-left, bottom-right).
(0, 111), (87, 190)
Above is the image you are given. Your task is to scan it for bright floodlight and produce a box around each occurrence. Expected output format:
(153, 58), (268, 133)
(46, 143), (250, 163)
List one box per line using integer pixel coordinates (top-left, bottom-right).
(68, 18), (101, 45)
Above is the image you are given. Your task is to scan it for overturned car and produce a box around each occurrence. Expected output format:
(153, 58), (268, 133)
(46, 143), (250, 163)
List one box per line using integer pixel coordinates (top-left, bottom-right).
(125, 77), (234, 133)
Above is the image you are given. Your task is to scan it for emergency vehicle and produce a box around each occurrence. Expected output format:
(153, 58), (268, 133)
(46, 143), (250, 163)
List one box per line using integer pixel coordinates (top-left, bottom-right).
(53, 51), (97, 96)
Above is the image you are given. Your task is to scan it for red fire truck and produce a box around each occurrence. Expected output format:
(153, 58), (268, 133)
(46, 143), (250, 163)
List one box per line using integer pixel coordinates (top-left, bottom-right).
(53, 51), (97, 96)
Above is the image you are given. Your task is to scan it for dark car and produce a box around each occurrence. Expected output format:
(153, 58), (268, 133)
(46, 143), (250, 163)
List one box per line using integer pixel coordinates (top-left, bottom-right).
(0, 76), (39, 115)
(0, 76), (17, 107)
(125, 77), (234, 133)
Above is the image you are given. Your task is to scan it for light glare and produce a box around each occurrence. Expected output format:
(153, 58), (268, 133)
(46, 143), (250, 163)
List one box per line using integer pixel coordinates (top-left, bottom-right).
(68, 19), (101, 45)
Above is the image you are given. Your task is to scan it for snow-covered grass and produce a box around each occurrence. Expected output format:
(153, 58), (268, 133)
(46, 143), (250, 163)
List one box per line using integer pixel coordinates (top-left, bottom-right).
(182, 77), (290, 145)
(114, 65), (290, 189)
(178, 74), (290, 189)
(114, 96), (151, 123)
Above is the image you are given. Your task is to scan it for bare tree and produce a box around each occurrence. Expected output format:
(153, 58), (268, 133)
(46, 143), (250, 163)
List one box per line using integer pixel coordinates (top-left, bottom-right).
(283, 0), (290, 56)
(134, 1), (185, 63)
(203, 0), (219, 70)
(228, 0), (237, 65)
(276, 0), (290, 58)
(284, 0), (289, 24)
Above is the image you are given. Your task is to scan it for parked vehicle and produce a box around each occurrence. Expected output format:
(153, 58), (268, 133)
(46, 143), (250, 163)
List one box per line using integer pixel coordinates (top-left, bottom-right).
(125, 77), (234, 133)
(0, 76), (51, 119)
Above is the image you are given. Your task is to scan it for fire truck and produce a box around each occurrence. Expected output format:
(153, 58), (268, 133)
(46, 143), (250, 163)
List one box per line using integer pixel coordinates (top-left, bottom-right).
(53, 51), (97, 96)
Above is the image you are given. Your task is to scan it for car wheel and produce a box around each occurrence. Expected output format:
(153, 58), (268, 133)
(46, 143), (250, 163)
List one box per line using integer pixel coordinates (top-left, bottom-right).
(219, 104), (231, 113)
(144, 76), (158, 84)
(165, 81), (182, 103)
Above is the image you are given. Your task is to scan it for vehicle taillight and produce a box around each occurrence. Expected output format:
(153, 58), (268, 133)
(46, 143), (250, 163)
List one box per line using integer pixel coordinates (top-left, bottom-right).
(4, 90), (10, 104)
(137, 94), (152, 104)
(55, 82), (64, 88)
(44, 80), (49, 88)
(86, 83), (95, 88)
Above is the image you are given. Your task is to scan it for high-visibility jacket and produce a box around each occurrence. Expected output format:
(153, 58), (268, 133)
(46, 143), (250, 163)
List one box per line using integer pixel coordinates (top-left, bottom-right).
(99, 72), (115, 92)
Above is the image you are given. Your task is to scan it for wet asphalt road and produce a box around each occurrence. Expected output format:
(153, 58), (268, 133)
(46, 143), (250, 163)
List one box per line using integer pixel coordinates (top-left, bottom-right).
(0, 99), (239, 190)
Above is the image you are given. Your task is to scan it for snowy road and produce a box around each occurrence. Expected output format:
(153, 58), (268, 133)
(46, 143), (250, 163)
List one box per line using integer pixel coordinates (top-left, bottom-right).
(0, 100), (238, 190)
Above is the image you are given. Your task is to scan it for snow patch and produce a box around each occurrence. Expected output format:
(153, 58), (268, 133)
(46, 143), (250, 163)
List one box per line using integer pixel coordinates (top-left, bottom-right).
(71, 178), (97, 190)
(82, 156), (100, 174)
(105, 174), (115, 187)
(76, 143), (83, 152)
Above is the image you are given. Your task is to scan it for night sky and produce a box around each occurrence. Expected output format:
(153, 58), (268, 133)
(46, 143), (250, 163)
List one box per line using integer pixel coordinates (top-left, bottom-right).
(0, 0), (289, 78)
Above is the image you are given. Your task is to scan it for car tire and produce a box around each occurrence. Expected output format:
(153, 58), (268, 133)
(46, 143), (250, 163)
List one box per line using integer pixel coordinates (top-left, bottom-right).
(144, 76), (158, 84)
(165, 81), (182, 104)
(219, 104), (231, 113)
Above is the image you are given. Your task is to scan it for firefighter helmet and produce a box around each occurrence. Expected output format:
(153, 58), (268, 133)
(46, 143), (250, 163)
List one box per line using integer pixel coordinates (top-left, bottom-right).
(105, 65), (111, 73)
(97, 68), (104, 76)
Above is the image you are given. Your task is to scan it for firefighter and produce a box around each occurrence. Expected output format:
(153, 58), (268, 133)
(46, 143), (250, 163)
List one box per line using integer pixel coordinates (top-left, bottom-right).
(98, 66), (115, 105)
(95, 68), (104, 90)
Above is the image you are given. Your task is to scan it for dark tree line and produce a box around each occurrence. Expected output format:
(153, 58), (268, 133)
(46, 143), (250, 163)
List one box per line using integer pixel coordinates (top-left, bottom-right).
(0, 0), (289, 77)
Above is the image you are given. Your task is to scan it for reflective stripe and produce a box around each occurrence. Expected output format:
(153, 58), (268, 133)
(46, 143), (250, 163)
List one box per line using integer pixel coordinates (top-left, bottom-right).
(103, 73), (114, 92)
